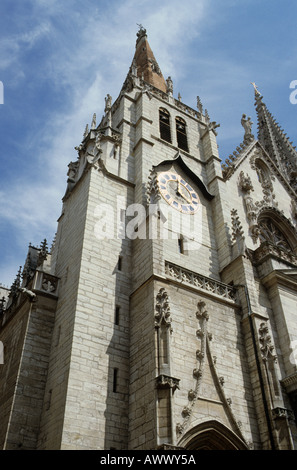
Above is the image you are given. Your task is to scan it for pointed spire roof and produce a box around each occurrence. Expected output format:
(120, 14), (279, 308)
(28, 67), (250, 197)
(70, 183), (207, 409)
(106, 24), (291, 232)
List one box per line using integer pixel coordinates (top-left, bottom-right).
(132, 26), (167, 93)
(254, 84), (297, 191)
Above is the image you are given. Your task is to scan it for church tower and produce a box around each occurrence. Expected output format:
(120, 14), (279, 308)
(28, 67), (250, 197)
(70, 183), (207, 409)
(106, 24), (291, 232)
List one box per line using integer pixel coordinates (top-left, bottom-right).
(1, 27), (297, 451)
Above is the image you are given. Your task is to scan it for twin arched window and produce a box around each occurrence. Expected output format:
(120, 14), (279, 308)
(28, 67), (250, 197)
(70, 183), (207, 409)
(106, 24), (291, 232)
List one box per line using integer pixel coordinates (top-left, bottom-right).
(159, 108), (189, 152)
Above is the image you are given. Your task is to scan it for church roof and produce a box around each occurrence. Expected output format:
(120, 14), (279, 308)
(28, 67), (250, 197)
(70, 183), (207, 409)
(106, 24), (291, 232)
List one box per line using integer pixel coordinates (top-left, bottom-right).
(131, 26), (167, 93)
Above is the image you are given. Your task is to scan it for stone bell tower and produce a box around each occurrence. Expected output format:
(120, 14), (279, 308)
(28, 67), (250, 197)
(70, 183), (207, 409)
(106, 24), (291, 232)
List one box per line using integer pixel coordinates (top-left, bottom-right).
(1, 27), (297, 451)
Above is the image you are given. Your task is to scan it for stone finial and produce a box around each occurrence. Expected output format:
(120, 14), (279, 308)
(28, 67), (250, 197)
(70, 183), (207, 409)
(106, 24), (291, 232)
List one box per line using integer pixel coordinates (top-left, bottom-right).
(91, 113), (96, 130)
(83, 124), (89, 139)
(197, 96), (203, 114)
(37, 239), (48, 266)
(9, 266), (22, 298)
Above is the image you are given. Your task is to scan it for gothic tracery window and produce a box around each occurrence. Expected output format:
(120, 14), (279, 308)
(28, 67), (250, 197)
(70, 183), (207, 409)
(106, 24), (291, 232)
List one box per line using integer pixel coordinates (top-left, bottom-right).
(258, 218), (292, 252)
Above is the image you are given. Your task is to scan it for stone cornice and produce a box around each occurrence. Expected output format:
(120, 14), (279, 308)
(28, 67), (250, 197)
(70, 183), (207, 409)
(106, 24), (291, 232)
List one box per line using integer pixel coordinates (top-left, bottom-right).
(260, 268), (297, 291)
(281, 372), (297, 393)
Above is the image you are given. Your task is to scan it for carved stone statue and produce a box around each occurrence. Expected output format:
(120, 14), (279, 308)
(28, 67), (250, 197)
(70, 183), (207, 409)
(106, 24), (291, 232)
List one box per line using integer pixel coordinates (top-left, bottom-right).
(166, 76), (173, 95)
(239, 171), (254, 193)
(104, 94), (112, 113)
(241, 114), (254, 141)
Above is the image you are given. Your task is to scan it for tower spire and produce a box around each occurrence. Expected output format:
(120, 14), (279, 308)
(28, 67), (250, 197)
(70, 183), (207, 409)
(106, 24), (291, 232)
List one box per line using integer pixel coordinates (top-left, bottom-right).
(131, 26), (167, 93)
(254, 85), (297, 192)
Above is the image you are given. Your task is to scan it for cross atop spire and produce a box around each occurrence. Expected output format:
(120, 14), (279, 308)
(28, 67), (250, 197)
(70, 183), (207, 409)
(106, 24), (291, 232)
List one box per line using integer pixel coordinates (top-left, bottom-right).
(251, 82), (261, 96)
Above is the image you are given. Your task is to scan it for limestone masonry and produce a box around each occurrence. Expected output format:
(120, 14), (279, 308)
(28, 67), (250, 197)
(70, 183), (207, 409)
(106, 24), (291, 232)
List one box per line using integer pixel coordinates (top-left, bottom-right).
(1, 27), (297, 450)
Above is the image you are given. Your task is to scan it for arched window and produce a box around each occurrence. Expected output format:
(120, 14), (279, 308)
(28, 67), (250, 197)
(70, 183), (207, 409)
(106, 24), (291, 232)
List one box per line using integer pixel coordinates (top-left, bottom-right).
(258, 218), (291, 252)
(176, 116), (188, 152)
(159, 108), (171, 143)
(257, 209), (297, 255)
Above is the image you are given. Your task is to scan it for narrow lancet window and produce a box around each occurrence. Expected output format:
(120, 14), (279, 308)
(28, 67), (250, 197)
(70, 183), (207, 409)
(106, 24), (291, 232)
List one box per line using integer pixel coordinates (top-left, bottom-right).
(113, 368), (118, 393)
(115, 305), (120, 325)
(178, 237), (184, 254)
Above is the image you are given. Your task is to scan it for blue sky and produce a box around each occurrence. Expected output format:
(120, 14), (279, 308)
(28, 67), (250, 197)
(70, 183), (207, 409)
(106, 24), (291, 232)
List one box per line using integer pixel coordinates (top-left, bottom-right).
(0, 0), (297, 287)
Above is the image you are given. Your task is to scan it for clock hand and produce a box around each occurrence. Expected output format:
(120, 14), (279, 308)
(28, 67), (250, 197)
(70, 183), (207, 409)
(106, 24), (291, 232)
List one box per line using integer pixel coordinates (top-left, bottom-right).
(182, 193), (192, 204)
(177, 184), (192, 204)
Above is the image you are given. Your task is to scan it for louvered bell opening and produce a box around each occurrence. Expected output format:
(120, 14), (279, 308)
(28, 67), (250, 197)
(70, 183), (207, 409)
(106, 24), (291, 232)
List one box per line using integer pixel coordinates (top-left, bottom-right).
(176, 117), (189, 152)
(159, 109), (171, 143)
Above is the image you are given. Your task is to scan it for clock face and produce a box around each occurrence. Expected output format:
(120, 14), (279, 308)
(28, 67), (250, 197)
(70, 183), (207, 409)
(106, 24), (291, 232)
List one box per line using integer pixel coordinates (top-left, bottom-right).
(157, 171), (200, 214)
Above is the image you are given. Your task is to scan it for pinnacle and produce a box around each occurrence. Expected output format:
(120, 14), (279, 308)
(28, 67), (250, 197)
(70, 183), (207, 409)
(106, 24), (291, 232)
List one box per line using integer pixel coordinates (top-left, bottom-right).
(254, 86), (297, 190)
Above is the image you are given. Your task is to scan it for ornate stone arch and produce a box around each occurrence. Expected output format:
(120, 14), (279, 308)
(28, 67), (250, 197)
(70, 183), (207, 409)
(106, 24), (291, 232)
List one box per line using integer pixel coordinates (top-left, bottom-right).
(178, 420), (249, 450)
(257, 207), (297, 255)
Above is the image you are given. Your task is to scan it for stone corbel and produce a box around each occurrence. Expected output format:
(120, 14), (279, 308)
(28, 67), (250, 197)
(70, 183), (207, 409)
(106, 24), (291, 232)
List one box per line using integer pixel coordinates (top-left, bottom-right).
(155, 374), (180, 393)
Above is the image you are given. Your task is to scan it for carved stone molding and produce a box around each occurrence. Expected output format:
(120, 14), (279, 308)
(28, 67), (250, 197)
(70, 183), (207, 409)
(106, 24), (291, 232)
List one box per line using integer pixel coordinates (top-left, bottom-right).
(252, 240), (297, 267)
(231, 208), (245, 242)
(281, 372), (297, 394)
(238, 171), (259, 243)
(259, 322), (277, 363)
(238, 170), (295, 245)
(250, 153), (278, 207)
(176, 299), (210, 436)
(155, 287), (171, 329)
(41, 273), (58, 294)
(165, 261), (236, 302)
(147, 168), (161, 205)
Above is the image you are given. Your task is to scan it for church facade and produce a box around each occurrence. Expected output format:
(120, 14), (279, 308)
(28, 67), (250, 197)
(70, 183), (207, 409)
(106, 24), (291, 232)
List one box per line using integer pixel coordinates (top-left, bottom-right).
(1, 28), (297, 450)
